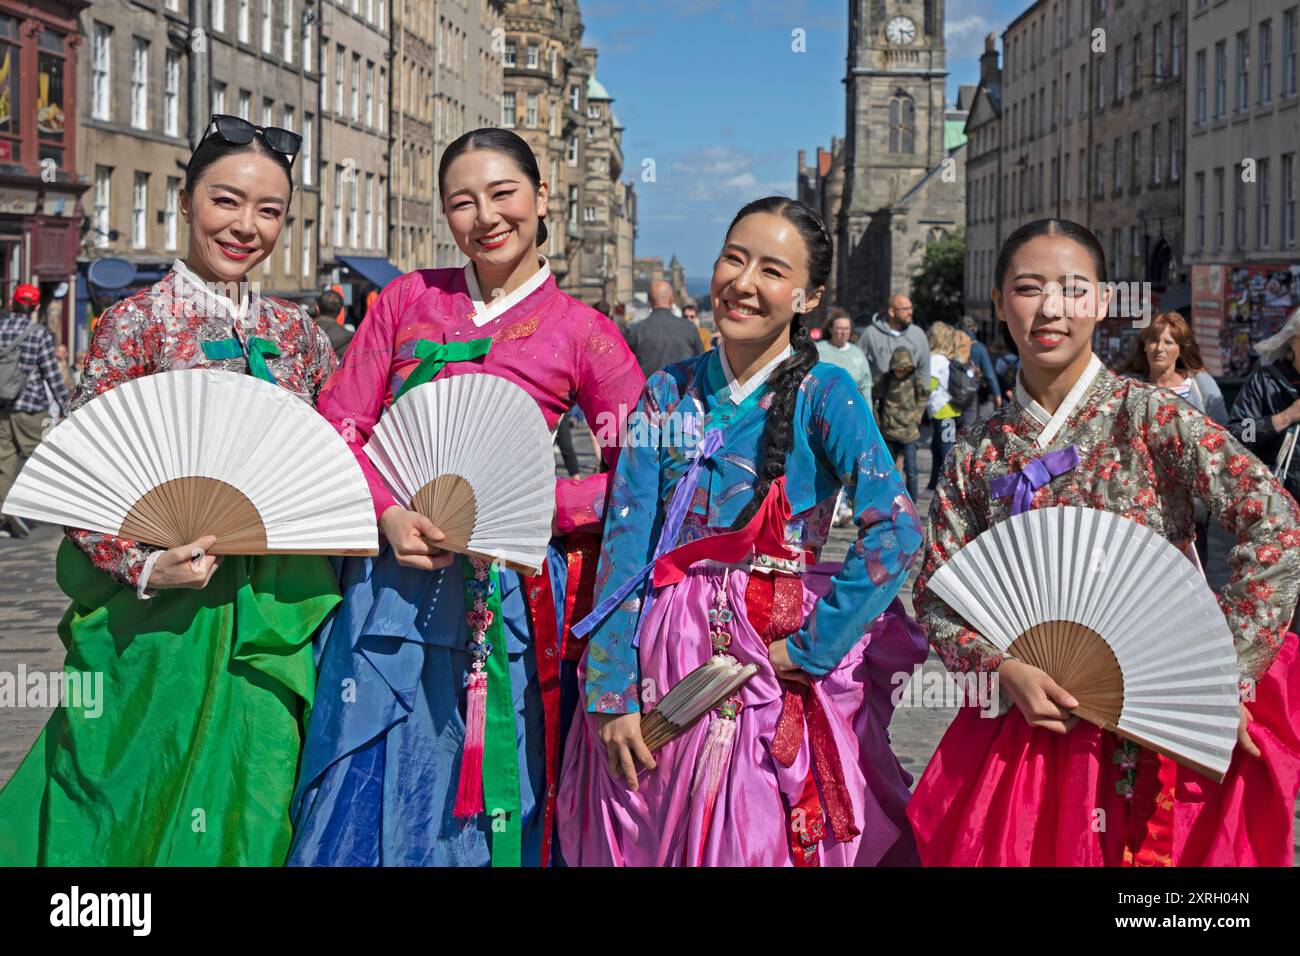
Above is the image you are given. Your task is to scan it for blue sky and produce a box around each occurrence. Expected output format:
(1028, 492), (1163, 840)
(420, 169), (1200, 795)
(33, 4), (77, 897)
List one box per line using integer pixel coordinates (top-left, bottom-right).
(580, 0), (1027, 290)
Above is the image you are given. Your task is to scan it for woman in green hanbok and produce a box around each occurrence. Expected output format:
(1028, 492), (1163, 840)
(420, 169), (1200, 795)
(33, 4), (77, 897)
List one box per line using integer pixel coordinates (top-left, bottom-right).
(0, 117), (341, 865)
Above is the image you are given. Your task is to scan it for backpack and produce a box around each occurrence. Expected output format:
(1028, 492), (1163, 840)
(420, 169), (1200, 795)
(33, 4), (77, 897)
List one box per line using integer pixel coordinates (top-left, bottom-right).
(0, 321), (39, 404)
(946, 359), (979, 409)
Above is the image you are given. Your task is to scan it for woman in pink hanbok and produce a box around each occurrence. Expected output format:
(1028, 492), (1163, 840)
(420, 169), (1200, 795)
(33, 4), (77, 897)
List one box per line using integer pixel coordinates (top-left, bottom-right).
(557, 197), (927, 867)
(289, 129), (643, 866)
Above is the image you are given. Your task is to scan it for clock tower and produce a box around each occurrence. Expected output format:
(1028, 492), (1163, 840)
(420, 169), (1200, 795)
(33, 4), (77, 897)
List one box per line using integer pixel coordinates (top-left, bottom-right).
(838, 0), (951, 317)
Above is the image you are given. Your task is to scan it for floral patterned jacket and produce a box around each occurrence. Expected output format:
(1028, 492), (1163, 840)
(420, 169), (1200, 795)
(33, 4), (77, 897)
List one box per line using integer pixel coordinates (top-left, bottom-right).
(915, 357), (1300, 686)
(66, 263), (337, 588)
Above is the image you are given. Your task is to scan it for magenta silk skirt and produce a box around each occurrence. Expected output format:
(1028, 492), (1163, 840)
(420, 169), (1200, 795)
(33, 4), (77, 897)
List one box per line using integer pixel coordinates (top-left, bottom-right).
(556, 563), (928, 867)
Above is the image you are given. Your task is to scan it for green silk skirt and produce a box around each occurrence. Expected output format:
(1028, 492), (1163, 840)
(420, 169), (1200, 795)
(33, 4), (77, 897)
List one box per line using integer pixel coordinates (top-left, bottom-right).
(0, 540), (339, 866)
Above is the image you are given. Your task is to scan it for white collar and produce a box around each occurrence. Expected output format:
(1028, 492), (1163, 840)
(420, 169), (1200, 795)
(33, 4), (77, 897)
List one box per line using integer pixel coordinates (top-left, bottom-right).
(1015, 353), (1103, 448)
(719, 344), (793, 405)
(171, 258), (252, 324)
(463, 257), (551, 328)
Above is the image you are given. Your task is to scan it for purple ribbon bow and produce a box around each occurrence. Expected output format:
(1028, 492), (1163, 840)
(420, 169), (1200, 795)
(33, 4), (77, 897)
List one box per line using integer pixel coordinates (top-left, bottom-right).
(988, 445), (1080, 515)
(572, 424), (725, 642)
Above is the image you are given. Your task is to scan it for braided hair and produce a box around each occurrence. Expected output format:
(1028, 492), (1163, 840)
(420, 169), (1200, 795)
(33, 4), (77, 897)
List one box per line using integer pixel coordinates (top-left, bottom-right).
(725, 197), (833, 529)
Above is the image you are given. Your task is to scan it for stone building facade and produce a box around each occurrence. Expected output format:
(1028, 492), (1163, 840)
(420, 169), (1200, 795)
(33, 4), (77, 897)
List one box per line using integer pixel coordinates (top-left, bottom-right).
(1184, 0), (1298, 270)
(963, 34), (1003, 331)
(569, 52), (629, 305)
(317, 0), (389, 283)
(389, 0), (434, 273)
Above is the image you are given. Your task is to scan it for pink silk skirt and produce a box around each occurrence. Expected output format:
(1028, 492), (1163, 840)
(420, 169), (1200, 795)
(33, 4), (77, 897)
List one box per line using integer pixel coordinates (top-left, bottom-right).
(907, 632), (1300, 866)
(557, 563), (928, 867)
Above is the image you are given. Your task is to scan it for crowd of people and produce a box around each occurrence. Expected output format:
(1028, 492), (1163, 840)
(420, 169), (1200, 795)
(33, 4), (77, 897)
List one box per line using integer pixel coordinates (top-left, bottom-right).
(0, 118), (1298, 868)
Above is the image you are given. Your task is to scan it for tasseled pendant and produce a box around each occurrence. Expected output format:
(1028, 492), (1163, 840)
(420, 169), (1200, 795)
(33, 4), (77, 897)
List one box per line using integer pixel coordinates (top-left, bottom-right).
(453, 667), (488, 818)
(691, 695), (742, 841)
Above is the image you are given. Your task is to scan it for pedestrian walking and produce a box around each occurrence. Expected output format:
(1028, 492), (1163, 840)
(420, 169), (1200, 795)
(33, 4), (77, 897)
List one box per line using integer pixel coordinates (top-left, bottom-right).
(0, 283), (69, 538)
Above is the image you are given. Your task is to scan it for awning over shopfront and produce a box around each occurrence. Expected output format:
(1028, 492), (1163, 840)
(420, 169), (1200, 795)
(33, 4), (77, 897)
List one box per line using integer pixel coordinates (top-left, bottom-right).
(338, 256), (403, 290)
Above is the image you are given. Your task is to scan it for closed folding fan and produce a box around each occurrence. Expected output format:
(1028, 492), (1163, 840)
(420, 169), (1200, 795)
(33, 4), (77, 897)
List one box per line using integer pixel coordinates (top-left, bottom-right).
(640, 655), (761, 752)
(925, 506), (1239, 782)
(364, 373), (555, 575)
(2, 369), (379, 555)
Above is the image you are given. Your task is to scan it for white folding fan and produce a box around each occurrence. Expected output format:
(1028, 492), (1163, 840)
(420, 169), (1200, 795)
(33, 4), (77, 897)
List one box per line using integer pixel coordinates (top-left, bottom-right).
(1, 368), (379, 556)
(363, 372), (555, 575)
(925, 506), (1240, 781)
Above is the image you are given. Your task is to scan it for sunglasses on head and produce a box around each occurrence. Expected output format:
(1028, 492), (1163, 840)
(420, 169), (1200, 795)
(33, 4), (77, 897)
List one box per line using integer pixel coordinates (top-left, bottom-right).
(204, 114), (302, 164)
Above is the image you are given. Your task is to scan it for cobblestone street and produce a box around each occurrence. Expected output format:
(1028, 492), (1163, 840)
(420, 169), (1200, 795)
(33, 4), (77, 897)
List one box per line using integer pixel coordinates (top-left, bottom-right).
(2, 421), (1296, 862)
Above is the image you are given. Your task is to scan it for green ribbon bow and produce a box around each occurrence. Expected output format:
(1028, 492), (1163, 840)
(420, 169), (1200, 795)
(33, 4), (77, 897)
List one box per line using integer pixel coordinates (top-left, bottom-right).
(395, 338), (493, 400)
(201, 336), (281, 384)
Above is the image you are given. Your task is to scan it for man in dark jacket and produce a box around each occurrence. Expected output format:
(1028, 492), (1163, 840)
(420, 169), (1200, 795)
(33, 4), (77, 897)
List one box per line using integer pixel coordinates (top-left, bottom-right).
(625, 280), (703, 377)
(1227, 332), (1300, 505)
(311, 291), (353, 360)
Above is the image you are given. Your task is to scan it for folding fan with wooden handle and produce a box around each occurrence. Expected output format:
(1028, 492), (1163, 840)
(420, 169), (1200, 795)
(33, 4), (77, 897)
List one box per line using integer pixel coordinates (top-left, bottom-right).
(1, 369), (379, 556)
(639, 655), (761, 752)
(364, 372), (555, 576)
(924, 506), (1240, 782)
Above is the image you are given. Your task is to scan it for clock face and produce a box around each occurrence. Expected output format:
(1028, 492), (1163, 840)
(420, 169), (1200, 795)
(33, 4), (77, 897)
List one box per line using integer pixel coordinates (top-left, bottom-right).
(886, 15), (917, 45)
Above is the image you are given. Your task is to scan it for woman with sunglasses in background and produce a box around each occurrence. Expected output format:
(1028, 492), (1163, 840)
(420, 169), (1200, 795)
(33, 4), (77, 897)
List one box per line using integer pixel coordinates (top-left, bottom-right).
(0, 116), (343, 865)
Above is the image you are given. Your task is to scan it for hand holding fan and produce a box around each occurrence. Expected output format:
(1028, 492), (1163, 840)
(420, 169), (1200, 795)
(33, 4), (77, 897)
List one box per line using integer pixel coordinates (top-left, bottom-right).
(364, 372), (555, 575)
(2, 369), (379, 555)
(639, 655), (761, 752)
(924, 506), (1240, 781)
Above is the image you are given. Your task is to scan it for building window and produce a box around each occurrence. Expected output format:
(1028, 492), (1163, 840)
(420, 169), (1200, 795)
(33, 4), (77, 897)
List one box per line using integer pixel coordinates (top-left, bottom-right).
(1260, 20), (1273, 103)
(1195, 172), (1206, 249)
(1259, 158), (1272, 247)
(377, 68), (386, 133)
(1064, 72), (1072, 124)
(1151, 125), (1162, 185)
(377, 177), (385, 254)
(94, 166), (112, 249)
(1236, 31), (1249, 111)
(526, 43), (538, 69)
(526, 93), (537, 128)
(1129, 131), (1140, 191)
(1172, 15), (1181, 77)
(567, 136), (578, 165)
(1214, 167), (1225, 247)
(238, 89), (250, 120)
(1079, 63), (1088, 118)
(568, 185), (578, 227)
(1114, 136), (1124, 193)
(504, 42), (515, 67)
(335, 44), (344, 113)
(302, 112), (313, 186)
(1154, 24), (1165, 79)
(212, 81), (226, 115)
(1096, 59), (1105, 111)
(502, 91), (515, 127)
(349, 176), (359, 248)
(262, 97), (273, 128)
(1215, 41), (1228, 116)
(283, 0), (294, 62)
(303, 14), (312, 72)
(165, 177), (178, 250)
(212, 0), (225, 33)
(303, 219), (313, 278)
(1063, 153), (1072, 201)
(130, 38), (149, 130)
(1235, 165), (1247, 248)
(164, 50), (181, 137)
(1283, 153), (1296, 247)
(1115, 43), (1124, 100)
(1095, 143), (1105, 198)
(1130, 225), (1139, 261)
(1285, 9), (1298, 97)
(238, 0), (250, 44)
(366, 60), (374, 127)
(889, 94), (915, 153)
(333, 165), (344, 246)
(91, 22), (111, 121)
(1195, 49), (1207, 124)
(261, 0), (272, 53)
(570, 85), (580, 111)
(132, 172), (149, 249)
(364, 173), (374, 250)
(351, 53), (360, 121)
(1169, 120), (1181, 182)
